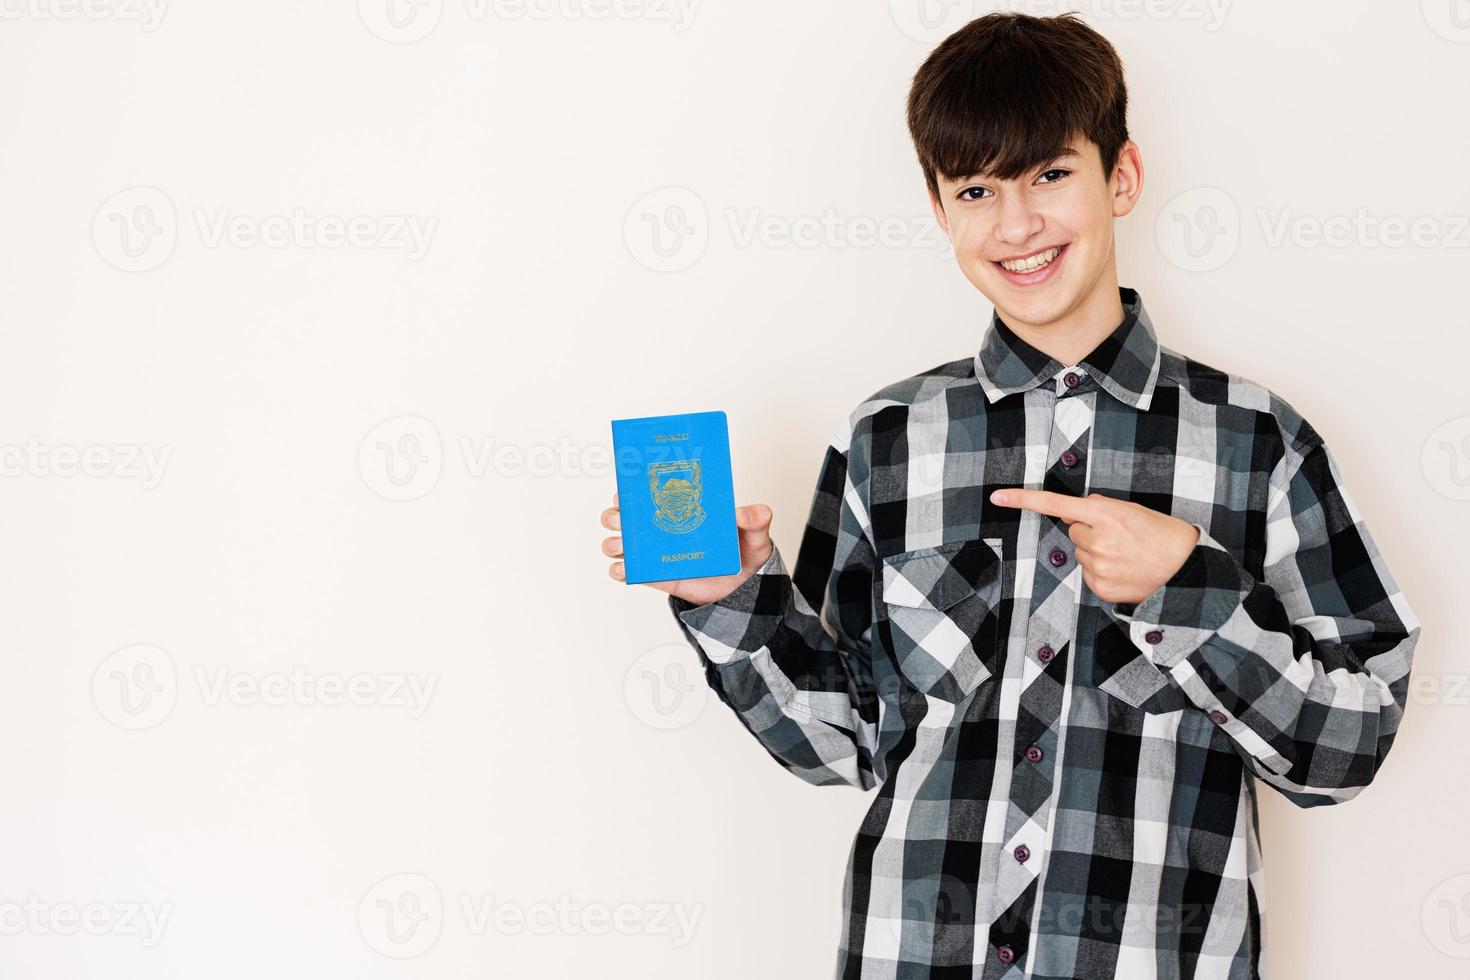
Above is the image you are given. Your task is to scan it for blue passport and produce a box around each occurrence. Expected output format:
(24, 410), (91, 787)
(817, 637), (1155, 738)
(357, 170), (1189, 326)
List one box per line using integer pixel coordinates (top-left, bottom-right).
(610, 410), (742, 585)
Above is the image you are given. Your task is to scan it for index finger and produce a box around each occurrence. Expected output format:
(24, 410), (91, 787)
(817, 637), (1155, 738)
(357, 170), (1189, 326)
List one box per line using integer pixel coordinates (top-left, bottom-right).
(989, 488), (1097, 525)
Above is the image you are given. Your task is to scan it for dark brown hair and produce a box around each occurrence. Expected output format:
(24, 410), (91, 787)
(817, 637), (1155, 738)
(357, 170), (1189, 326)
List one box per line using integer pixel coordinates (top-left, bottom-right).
(906, 12), (1129, 201)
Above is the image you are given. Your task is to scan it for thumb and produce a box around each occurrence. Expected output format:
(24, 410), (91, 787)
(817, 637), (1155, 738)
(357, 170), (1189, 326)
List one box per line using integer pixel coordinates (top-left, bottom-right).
(736, 503), (773, 542)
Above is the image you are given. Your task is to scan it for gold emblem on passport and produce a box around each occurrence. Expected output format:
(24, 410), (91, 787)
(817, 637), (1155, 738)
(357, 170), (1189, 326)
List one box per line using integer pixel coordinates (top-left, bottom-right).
(648, 460), (706, 534)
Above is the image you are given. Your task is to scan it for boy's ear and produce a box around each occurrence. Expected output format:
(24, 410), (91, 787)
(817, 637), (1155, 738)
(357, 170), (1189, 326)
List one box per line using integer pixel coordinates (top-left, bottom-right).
(928, 189), (951, 237)
(1110, 139), (1144, 218)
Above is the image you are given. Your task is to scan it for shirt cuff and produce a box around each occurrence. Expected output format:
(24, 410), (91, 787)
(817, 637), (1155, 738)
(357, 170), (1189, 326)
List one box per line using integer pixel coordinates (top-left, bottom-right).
(667, 544), (787, 664)
(1106, 522), (1253, 669)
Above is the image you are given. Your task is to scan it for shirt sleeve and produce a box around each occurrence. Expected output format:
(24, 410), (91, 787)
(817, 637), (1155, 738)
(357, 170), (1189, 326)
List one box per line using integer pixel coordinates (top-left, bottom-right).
(1108, 432), (1421, 807)
(667, 420), (880, 790)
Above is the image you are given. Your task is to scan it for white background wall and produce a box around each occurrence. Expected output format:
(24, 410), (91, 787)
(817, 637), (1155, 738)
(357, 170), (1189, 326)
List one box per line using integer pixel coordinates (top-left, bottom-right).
(1, 1), (1466, 976)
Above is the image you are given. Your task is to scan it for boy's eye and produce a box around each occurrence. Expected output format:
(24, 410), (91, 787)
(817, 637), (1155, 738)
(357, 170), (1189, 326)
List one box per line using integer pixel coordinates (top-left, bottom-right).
(956, 168), (1069, 201)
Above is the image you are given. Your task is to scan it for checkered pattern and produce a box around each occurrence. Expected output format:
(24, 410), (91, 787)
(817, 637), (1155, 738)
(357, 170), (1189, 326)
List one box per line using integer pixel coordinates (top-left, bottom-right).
(668, 287), (1421, 979)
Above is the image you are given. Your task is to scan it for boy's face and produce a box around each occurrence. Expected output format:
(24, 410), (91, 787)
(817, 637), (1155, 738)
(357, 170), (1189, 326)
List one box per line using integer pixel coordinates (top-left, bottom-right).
(928, 137), (1142, 331)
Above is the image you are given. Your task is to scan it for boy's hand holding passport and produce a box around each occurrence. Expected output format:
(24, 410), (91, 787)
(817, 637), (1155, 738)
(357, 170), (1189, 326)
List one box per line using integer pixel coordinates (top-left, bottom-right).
(603, 410), (772, 607)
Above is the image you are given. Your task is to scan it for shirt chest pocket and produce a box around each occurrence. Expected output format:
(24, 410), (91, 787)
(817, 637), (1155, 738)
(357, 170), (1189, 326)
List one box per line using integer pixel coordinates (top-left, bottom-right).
(877, 536), (1005, 703)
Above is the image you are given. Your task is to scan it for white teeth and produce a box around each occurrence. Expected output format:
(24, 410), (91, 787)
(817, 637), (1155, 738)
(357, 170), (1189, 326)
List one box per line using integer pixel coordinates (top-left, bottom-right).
(1000, 246), (1062, 273)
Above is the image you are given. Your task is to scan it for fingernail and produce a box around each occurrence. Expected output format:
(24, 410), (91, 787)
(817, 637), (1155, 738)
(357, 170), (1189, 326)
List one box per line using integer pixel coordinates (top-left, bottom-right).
(990, 490), (1009, 505)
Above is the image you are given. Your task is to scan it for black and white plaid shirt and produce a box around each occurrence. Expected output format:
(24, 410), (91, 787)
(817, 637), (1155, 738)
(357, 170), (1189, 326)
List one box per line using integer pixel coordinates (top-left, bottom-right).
(668, 286), (1421, 980)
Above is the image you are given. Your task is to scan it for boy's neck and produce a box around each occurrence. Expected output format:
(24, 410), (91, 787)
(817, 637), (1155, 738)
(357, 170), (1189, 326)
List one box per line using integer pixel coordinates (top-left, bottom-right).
(995, 275), (1128, 369)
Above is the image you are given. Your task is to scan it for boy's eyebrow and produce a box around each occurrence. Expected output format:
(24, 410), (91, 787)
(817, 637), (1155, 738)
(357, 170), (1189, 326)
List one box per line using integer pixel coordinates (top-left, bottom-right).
(958, 149), (1082, 182)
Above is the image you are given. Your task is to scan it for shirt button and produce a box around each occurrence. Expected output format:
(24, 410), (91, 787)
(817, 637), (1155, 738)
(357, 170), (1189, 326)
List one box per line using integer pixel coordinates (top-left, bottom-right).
(1037, 645), (1055, 664)
(997, 945), (1016, 964)
(1145, 629), (1164, 644)
(1064, 371), (1081, 389)
(1049, 548), (1067, 567)
(1025, 745), (1043, 764)
(1209, 709), (1229, 725)
(1060, 449), (1078, 467)
(1013, 844), (1030, 863)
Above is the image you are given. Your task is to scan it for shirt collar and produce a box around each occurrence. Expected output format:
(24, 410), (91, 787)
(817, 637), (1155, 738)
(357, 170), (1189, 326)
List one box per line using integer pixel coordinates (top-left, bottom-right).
(974, 286), (1162, 411)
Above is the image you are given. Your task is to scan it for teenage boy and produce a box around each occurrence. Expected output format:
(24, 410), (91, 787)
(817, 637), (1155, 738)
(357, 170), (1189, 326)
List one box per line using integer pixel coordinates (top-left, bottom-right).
(600, 11), (1420, 978)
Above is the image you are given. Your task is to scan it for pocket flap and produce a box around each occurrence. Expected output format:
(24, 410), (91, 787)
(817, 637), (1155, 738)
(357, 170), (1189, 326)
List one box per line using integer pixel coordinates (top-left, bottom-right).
(1098, 654), (1172, 709)
(1092, 616), (1186, 712)
(881, 537), (1002, 611)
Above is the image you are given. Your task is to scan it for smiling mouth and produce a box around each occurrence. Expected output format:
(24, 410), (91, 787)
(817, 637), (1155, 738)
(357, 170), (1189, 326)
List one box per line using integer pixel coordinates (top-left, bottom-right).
(994, 244), (1067, 273)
